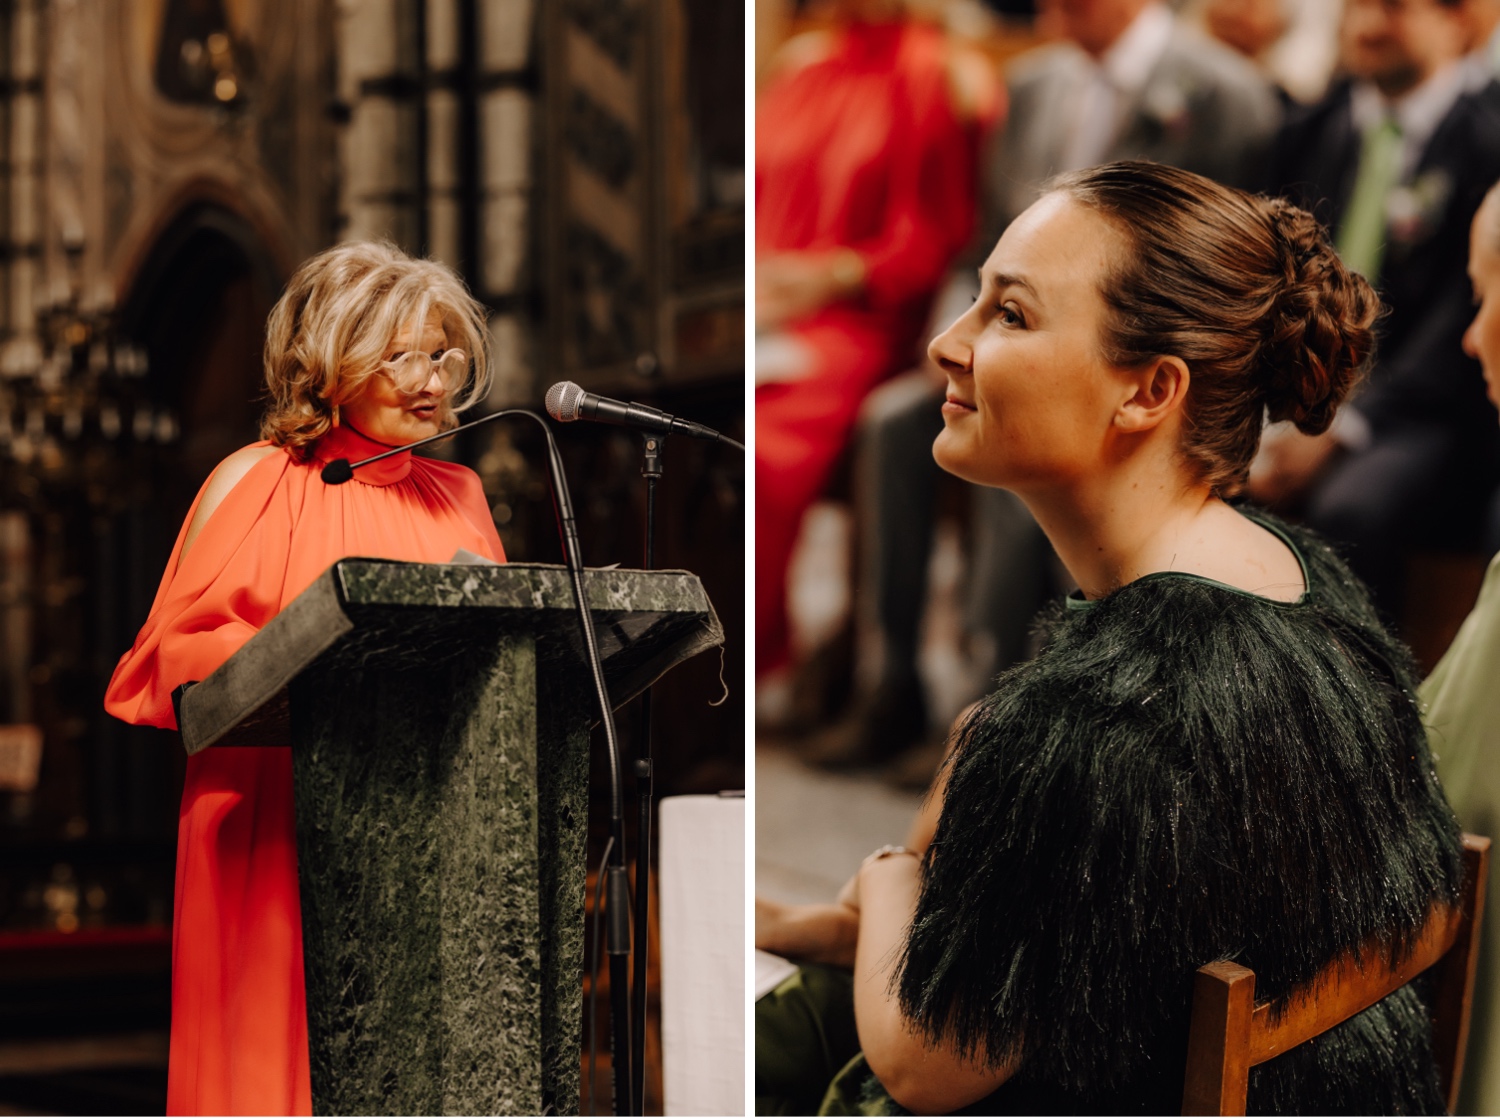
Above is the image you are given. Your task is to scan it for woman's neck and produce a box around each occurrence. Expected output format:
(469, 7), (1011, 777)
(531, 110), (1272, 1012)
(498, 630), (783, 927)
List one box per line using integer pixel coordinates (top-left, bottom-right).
(1021, 450), (1305, 603)
(1026, 467), (1216, 600)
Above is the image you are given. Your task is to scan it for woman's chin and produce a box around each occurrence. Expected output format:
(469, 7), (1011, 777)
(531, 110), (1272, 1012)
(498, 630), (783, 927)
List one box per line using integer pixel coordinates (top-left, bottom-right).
(932, 429), (984, 485)
(390, 412), (446, 444)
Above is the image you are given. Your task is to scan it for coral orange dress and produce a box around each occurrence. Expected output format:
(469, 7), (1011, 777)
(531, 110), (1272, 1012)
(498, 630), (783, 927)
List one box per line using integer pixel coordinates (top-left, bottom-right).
(104, 425), (505, 1116)
(754, 19), (992, 675)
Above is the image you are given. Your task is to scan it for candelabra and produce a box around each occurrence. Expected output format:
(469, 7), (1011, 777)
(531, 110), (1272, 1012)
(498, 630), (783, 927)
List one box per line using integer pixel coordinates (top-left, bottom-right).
(0, 275), (175, 498)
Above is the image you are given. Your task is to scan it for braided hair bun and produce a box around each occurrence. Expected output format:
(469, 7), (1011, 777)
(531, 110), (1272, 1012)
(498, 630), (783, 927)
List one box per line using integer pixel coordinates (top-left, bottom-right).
(1260, 200), (1381, 435)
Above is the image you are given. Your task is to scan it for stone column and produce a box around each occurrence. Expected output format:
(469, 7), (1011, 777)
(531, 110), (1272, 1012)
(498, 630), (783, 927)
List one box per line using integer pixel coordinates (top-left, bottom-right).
(476, 0), (535, 406)
(335, 0), (422, 249)
(3, 0), (44, 377)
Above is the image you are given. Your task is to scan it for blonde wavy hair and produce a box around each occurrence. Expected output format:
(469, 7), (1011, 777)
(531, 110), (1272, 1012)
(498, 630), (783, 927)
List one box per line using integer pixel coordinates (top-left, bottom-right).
(261, 241), (491, 458)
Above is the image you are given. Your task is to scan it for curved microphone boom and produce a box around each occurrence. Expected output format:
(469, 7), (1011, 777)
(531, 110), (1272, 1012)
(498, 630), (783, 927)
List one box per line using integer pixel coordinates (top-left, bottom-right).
(545, 381), (744, 451)
(320, 410), (511, 484)
(318, 408), (620, 878)
(323, 405), (637, 1107)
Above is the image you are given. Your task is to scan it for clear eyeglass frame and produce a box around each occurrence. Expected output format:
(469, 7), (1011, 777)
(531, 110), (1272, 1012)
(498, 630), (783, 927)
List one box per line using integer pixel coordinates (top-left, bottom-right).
(380, 347), (469, 396)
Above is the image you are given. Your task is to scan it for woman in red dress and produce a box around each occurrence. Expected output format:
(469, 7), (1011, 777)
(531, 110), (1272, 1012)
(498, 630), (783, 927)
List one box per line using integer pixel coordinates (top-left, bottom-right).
(104, 243), (505, 1115)
(755, 0), (999, 681)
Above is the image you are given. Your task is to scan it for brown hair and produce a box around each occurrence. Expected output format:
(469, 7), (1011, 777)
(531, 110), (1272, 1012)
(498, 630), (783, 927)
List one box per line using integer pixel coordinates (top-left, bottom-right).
(260, 241), (491, 459)
(1048, 162), (1381, 496)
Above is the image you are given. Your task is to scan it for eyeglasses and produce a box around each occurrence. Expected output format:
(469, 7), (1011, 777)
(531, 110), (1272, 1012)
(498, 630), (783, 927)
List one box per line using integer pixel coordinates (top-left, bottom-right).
(380, 347), (469, 396)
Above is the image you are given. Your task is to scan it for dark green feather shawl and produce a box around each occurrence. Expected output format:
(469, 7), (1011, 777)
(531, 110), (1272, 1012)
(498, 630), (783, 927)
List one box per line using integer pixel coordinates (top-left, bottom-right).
(893, 514), (1463, 1115)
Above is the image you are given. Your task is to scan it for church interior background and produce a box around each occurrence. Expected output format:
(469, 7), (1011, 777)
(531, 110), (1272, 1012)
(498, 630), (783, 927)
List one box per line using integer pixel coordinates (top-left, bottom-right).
(0, 0), (744, 1110)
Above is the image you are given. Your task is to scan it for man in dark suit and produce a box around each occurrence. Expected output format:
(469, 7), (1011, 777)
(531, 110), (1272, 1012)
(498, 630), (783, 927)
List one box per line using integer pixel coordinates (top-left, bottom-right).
(1254, 0), (1500, 616)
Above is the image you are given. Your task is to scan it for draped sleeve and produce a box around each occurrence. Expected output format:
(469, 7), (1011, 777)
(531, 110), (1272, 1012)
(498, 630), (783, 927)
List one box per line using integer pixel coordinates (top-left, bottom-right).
(104, 444), (295, 730)
(895, 519), (1462, 1111)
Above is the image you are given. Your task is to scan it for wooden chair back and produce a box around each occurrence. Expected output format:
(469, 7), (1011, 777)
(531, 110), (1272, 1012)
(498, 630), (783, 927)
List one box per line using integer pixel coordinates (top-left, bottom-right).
(1182, 833), (1490, 1116)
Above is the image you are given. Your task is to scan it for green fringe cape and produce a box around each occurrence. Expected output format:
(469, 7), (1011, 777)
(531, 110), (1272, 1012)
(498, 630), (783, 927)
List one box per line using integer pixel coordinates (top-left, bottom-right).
(892, 514), (1463, 1115)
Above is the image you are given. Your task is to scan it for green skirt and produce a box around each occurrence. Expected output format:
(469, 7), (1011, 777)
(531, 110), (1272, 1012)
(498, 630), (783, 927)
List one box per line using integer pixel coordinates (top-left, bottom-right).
(754, 964), (888, 1116)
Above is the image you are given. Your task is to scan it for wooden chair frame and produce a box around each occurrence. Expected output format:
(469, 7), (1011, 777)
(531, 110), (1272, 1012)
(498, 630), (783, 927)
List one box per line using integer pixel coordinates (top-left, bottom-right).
(1182, 833), (1490, 1116)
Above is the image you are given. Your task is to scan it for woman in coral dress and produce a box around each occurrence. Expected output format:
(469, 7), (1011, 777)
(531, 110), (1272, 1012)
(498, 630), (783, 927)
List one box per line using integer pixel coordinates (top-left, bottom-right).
(754, 0), (999, 680)
(105, 242), (504, 1115)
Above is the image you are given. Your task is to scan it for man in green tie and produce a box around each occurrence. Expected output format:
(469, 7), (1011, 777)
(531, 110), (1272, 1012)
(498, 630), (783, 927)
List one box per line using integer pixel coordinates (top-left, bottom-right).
(1254, 0), (1500, 622)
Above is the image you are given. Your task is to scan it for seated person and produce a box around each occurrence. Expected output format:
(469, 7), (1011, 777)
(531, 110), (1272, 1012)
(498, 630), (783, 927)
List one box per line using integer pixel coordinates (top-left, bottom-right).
(1253, 0), (1500, 618)
(755, 0), (999, 692)
(1418, 178), (1500, 1116)
(756, 162), (1464, 1115)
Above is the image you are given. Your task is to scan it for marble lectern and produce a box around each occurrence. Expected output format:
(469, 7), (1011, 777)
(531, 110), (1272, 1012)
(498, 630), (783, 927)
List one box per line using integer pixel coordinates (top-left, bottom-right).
(175, 560), (723, 1117)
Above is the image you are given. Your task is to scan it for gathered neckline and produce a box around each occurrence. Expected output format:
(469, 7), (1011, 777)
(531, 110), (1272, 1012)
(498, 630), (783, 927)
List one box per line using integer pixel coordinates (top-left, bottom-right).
(311, 425), (413, 487)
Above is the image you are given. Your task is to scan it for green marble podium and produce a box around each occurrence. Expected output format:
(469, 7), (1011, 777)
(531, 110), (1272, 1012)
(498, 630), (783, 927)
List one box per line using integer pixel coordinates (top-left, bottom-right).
(176, 560), (723, 1116)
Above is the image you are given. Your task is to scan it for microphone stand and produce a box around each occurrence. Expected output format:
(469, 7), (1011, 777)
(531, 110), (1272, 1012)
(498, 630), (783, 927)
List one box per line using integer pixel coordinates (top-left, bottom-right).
(630, 433), (662, 1116)
(324, 410), (636, 1115)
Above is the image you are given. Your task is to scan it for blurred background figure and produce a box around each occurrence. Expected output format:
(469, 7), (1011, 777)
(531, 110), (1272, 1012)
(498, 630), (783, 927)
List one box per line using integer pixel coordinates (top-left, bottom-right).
(1187, 0), (1344, 104)
(791, 0), (1279, 774)
(0, 2), (743, 1113)
(1254, 0), (1500, 638)
(1459, 0), (1500, 74)
(1421, 174), (1500, 1118)
(755, 0), (1002, 717)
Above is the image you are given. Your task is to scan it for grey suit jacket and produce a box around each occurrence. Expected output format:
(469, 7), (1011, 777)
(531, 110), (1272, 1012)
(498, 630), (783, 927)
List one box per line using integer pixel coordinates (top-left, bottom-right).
(985, 20), (1281, 241)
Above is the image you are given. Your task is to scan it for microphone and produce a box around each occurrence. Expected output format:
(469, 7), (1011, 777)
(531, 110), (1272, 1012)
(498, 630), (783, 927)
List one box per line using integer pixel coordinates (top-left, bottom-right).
(545, 381), (744, 450)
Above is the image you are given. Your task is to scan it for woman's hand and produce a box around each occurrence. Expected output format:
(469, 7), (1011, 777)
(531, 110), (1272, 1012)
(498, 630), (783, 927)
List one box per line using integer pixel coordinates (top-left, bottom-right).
(756, 250), (866, 329)
(755, 896), (861, 970)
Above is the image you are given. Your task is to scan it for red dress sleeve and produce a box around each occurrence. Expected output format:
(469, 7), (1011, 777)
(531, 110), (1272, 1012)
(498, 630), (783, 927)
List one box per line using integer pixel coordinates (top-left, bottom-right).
(103, 446), (294, 730)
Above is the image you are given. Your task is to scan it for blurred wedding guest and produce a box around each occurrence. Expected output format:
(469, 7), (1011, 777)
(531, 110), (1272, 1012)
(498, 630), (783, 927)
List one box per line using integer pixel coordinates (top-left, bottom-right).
(828, 0), (1279, 764)
(1459, 0), (1500, 74)
(755, 0), (1001, 694)
(1253, 0), (1500, 619)
(1419, 179), (1500, 1117)
(1191, 0), (1343, 104)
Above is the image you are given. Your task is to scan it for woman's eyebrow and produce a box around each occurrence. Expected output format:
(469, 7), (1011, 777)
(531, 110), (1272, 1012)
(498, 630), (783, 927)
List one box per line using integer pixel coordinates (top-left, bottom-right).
(987, 271), (1038, 299)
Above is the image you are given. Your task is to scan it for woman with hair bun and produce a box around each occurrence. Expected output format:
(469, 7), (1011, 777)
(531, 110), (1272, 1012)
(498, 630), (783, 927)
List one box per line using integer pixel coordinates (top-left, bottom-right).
(755, 161), (1462, 1114)
(105, 241), (505, 1115)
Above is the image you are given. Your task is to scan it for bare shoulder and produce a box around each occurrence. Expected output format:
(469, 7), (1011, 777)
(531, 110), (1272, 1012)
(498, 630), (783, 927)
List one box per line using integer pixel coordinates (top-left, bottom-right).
(181, 444), (282, 560)
(1190, 504), (1307, 603)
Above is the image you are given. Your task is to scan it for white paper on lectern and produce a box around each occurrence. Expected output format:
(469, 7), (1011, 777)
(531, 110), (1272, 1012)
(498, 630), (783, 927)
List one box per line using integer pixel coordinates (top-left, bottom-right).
(659, 794), (745, 1117)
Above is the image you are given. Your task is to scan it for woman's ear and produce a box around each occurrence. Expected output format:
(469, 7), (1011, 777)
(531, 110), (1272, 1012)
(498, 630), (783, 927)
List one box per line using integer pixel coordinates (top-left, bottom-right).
(1114, 356), (1189, 433)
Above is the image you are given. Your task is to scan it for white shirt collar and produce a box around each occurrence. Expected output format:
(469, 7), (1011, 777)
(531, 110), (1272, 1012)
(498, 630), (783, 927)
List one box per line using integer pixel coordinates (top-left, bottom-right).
(1098, 2), (1174, 96)
(1349, 62), (1467, 157)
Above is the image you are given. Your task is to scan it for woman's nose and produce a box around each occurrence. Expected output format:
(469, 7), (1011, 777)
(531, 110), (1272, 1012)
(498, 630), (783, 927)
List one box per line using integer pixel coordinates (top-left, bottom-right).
(928, 317), (972, 376)
(1464, 311), (1482, 361)
(421, 362), (448, 396)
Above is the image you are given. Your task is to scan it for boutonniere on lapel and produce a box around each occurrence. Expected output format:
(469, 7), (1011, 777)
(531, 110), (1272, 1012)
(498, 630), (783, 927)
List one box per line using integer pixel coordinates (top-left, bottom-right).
(1141, 79), (1193, 142)
(1386, 168), (1453, 249)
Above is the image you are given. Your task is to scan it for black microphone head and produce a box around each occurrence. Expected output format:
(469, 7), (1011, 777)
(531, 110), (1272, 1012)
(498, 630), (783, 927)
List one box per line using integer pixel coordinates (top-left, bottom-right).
(321, 458), (354, 485)
(545, 381), (586, 422)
